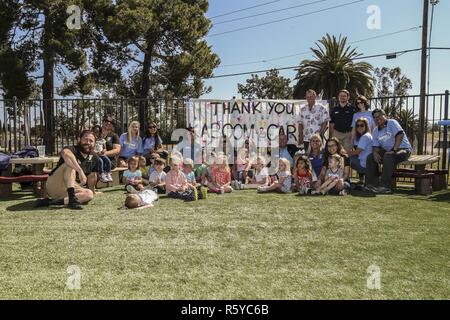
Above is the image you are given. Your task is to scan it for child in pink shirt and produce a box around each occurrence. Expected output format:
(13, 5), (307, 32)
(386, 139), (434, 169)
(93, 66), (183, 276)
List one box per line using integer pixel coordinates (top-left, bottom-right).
(165, 157), (197, 201)
(207, 154), (233, 194)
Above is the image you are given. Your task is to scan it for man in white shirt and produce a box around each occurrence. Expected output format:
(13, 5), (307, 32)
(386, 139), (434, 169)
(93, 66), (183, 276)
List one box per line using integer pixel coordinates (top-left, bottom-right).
(298, 89), (330, 151)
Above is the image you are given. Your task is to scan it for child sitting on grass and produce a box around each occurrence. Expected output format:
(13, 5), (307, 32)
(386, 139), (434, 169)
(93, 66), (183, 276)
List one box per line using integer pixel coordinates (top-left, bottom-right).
(207, 154), (233, 194)
(200, 152), (217, 186)
(148, 157), (166, 193)
(241, 155), (269, 189)
(294, 155), (314, 195)
(139, 155), (151, 183)
(123, 188), (158, 210)
(313, 154), (347, 196)
(165, 157), (198, 201)
(123, 156), (144, 193)
(257, 158), (292, 194)
(184, 158), (208, 199)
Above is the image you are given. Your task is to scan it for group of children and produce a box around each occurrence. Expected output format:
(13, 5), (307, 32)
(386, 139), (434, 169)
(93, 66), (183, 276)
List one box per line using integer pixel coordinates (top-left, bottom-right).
(122, 146), (348, 209)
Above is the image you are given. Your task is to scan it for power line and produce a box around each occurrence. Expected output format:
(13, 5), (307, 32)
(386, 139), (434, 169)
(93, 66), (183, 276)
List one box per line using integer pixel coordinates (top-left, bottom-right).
(200, 47), (450, 80)
(213, 0), (328, 25)
(208, 0), (365, 37)
(209, 0), (282, 19)
(216, 26), (422, 68)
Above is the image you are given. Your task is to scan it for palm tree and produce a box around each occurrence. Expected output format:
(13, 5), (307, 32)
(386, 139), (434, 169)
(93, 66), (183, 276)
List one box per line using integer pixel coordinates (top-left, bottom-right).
(293, 34), (374, 100)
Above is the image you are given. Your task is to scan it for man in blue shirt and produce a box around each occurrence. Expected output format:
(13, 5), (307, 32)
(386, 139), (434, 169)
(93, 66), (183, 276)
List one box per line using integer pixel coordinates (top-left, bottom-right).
(365, 109), (412, 194)
(278, 131), (299, 169)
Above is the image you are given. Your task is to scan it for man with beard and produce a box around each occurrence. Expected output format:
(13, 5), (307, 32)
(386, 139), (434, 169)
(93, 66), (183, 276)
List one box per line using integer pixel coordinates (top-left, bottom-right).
(35, 130), (99, 210)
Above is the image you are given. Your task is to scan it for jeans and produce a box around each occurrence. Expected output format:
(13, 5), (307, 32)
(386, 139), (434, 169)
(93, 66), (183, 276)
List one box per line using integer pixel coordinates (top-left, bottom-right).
(98, 156), (112, 174)
(168, 190), (196, 201)
(349, 155), (366, 175)
(365, 149), (411, 188)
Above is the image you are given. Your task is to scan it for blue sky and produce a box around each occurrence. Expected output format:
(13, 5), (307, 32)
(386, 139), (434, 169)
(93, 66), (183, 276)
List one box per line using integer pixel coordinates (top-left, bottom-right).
(201, 0), (450, 99)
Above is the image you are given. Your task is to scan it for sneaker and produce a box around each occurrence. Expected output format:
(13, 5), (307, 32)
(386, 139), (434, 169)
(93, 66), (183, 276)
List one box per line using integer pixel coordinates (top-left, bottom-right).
(339, 190), (348, 196)
(100, 172), (109, 183)
(126, 185), (138, 194)
(107, 172), (113, 182)
(257, 186), (268, 193)
(67, 197), (83, 210)
(310, 190), (321, 195)
(231, 180), (237, 190)
(363, 185), (377, 193)
(34, 198), (51, 208)
(374, 186), (393, 194)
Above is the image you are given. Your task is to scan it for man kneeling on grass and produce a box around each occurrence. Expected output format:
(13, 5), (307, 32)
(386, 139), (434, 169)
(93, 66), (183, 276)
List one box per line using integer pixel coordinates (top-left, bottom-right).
(35, 130), (99, 210)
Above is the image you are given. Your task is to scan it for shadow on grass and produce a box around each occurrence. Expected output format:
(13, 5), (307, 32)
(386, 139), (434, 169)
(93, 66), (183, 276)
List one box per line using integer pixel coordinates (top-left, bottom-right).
(0, 194), (36, 202)
(393, 187), (450, 203)
(5, 200), (63, 212)
(349, 190), (377, 198)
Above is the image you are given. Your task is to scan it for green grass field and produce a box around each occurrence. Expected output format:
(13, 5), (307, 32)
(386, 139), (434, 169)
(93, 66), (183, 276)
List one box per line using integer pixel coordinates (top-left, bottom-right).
(0, 186), (449, 299)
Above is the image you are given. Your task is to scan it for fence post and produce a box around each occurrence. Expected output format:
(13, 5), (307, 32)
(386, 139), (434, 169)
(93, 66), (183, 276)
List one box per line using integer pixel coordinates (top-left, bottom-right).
(442, 90), (449, 170)
(13, 96), (17, 152)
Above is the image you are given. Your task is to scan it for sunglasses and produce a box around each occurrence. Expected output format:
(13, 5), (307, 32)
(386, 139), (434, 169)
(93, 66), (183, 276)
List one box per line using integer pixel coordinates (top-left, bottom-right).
(327, 144), (337, 148)
(357, 123), (366, 128)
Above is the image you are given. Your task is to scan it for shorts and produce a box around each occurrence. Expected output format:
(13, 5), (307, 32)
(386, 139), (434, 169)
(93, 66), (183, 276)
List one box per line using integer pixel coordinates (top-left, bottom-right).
(46, 163), (84, 199)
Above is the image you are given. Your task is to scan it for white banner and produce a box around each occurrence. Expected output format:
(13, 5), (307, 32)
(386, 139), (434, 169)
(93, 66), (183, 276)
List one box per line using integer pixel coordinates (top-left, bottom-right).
(186, 99), (329, 148)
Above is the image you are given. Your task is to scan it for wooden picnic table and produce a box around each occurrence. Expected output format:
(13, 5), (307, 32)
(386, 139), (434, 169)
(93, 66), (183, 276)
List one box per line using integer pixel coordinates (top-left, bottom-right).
(394, 154), (445, 194)
(398, 154), (441, 171)
(0, 156), (59, 196)
(8, 157), (60, 174)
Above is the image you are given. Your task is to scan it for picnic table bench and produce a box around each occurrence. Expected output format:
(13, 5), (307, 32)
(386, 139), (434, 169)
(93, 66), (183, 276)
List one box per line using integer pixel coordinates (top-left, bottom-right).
(95, 167), (127, 189)
(0, 157), (59, 197)
(393, 155), (446, 195)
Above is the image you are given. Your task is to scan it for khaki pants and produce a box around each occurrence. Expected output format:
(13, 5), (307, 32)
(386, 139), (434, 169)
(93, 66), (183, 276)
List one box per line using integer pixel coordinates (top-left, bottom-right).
(332, 130), (353, 153)
(46, 163), (83, 199)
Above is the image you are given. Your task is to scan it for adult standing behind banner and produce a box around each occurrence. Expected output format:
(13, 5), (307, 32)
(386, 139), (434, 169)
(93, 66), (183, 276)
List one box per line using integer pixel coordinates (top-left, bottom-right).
(364, 109), (412, 194)
(298, 89), (330, 151)
(329, 89), (356, 153)
(35, 130), (99, 210)
(100, 115), (121, 169)
(118, 121), (143, 167)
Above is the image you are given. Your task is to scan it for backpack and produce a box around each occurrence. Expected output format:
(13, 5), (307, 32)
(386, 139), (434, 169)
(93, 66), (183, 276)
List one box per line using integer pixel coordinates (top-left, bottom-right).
(11, 146), (39, 158)
(0, 151), (10, 171)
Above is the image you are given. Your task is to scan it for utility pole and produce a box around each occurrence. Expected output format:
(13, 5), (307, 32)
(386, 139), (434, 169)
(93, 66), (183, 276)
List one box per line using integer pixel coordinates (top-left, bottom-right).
(418, 0), (429, 155)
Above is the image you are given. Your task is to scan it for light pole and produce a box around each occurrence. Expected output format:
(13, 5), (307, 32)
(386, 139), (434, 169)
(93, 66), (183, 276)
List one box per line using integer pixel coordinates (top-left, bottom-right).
(427, 0), (439, 96)
(418, 0), (429, 155)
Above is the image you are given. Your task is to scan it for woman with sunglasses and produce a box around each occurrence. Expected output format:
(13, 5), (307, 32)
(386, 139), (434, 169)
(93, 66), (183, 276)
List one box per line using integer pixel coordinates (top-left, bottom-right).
(347, 118), (373, 184)
(316, 137), (351, 195)
(351, 95), (374, 146)
(142, 122), (166, 165)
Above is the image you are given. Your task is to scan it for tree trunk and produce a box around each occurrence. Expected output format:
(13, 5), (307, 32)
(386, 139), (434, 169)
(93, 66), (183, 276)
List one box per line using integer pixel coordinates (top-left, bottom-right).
(42, 9), (55, 154)
(138, 36), (156, 128)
